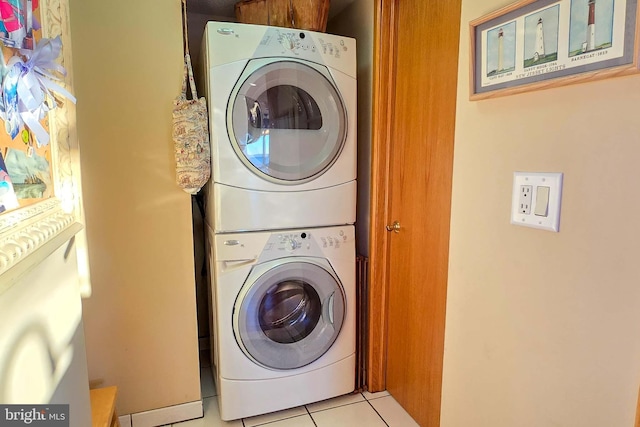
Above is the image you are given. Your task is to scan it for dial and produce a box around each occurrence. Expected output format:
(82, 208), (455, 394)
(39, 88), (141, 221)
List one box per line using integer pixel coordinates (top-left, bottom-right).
(279, 33), (297, 51)
(288, 238), (298, 251)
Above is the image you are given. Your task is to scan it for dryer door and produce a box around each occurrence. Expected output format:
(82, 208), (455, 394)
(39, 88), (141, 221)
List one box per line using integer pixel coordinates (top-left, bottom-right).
(233, 258), (346, 370)
(228, 59), (348, 184)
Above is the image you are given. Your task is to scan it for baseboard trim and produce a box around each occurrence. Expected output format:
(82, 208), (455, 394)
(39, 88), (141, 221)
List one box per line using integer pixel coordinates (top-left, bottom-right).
(129, 400), (203, 427)
(118, 414), (132, 427)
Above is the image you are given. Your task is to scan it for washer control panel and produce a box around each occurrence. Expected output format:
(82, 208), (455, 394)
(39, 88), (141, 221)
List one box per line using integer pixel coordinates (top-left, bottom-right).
(319, 229), (348, 249)
(266, 232), (314, 253)
(216, 226), (354, 265)
(215, 226), (355, 269)
(258, 228), (351, 262)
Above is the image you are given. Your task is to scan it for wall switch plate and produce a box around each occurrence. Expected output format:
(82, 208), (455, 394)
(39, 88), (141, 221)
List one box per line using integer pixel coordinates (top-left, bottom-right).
(511, 172), (563, 232)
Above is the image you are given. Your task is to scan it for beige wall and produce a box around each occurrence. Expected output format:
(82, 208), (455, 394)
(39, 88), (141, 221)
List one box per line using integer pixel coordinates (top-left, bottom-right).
(69, 0), (200, 415)
(0, 241), (91, 427)
(441, 1), (640, 426)
(327, 0), (374, 256)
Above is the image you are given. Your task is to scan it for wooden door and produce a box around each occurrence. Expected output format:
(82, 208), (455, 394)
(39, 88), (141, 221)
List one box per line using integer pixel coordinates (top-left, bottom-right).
(368, 0), (462, 426)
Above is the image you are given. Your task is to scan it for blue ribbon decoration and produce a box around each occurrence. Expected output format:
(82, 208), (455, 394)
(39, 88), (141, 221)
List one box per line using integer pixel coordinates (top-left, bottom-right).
(0, 36), (76, 145)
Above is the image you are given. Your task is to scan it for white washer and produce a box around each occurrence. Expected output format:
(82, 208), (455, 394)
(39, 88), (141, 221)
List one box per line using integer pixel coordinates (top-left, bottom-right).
(202, 22), (357, 232)
(206, 224), (356, 420)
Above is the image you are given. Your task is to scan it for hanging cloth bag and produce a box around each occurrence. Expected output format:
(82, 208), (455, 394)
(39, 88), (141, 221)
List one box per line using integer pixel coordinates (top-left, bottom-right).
(173, 0), (211, 194)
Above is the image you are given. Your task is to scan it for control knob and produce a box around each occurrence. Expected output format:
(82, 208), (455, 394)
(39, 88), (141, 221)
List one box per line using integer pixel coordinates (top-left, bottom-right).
(288, 238), (298, 251)
(279, 34), (296, 51)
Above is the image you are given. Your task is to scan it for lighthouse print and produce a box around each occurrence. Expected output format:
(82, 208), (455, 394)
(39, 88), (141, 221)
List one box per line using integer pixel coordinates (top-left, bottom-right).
(498, 28), (504, 71)
(486, 21), (516, 77)
(523, 5), (559, 68)
(569, 0), (614, 57)
(586, 0), (597, 50)
(535, 18), (545, 60)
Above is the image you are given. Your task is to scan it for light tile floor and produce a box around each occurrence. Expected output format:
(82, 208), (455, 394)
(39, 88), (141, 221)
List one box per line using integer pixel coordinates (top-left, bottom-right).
(172, 366), (419, 427)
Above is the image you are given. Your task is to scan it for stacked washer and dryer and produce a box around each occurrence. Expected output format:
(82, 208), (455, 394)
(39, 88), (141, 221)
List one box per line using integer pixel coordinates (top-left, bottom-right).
(201, 21), (358, 420)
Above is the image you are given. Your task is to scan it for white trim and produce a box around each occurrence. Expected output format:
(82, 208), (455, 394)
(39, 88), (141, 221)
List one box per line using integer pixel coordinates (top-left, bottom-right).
(118, 414), (132, 427)
(131, 400), (203, 427)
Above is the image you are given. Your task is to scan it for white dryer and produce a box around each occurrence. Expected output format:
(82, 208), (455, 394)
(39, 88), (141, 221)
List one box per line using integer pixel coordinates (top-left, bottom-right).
(202, 22), (357, 232)
(206, 224), (356, 420)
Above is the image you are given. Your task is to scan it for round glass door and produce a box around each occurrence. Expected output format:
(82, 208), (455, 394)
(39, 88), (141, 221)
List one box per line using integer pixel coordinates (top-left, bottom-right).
(234, 260), (346, 370)
(229, 60), (347, 184)
(258, 280), (322, 344)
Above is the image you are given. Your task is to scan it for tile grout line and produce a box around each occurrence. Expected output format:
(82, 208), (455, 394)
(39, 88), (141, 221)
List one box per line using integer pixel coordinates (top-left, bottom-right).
(363, 394), (390, 402)
(305, 405), (318, 427)
(246, 412), (313, 427)
(211, 393), (376, 427)
(365, 399), (390, 427)
(306, 399), (366, 415)
(249, 393), (369, 425)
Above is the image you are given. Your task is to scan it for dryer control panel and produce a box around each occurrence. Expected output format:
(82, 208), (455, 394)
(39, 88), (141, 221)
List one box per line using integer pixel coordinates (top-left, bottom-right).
(276, 32), (317, 54)
(205, 22), (357, 78)
(271, 30), (351, 62)
(256, 28), (355, 75)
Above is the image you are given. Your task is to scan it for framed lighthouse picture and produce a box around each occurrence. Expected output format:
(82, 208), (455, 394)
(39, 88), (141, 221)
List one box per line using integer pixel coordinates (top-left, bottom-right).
(470, 0), (640, 100)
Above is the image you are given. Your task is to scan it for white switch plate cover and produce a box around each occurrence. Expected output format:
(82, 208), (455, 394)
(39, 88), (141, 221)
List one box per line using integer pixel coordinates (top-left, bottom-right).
(511, 172), (563, 232)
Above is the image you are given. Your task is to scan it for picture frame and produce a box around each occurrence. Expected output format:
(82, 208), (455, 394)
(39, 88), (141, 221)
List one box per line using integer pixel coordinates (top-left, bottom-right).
(0, 0), (82, 290)
(470, 0), (640, 100)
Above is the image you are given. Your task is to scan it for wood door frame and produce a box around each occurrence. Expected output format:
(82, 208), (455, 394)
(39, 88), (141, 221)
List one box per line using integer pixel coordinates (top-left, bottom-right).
(367, 0), (397, 392)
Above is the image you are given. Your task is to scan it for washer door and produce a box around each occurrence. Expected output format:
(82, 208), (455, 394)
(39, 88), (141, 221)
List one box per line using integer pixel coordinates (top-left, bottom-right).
(233, 258), (346, 370)
(228, 59), (348, 184)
